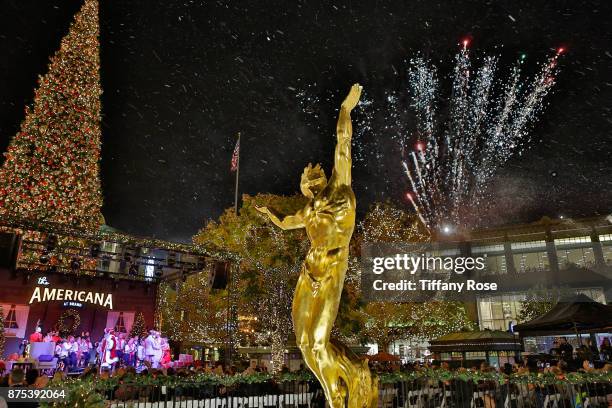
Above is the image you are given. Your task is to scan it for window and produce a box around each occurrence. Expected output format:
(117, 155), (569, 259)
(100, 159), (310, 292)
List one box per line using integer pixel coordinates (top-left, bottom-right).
(484, 254), (507, 275)
(599, 234), (612, 243)
(575, 288), (605, 303)
(98, 242), (121, 273)
(554, 236), (591, 246)
(478, 288), (606, 331)
(557, 247), (595, 269)
(114, 312), (126, 333)
(511, 240), (546, 250)
(478, 294), (524, 331)
(430, 248), (460, 257)
(145, 258), (155, 282)
(4, 305), (18, 329)
(472, 244), (505, 254)
(602, 245), (612, 266)
(513, 252), (549, 273)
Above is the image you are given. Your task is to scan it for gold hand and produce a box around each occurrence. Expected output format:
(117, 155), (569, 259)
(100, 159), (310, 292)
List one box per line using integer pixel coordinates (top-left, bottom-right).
(341, 83), (362, 112)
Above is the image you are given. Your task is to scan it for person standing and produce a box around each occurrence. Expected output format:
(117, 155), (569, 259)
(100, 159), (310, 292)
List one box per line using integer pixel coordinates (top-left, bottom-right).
(559, 337), (574, 360)
(68, 336), (78, 370)
(160, 337), (171, 368)
(144, 330), (161, 368)
(115, 333), (126, 367)
(58, 338), (70, 370)
(136, 337), (146, 372)
(79, 336), (92, 367)
(599, 338), (611, 361)
(124, 337), (136, 367)
(29, 326), (43, 343)
(100, 328), (119, 371)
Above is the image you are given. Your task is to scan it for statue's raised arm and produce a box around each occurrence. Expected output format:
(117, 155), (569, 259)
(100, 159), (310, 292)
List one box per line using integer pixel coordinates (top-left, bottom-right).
(331, 83), (362, 187)
(255, 206), (304, 230)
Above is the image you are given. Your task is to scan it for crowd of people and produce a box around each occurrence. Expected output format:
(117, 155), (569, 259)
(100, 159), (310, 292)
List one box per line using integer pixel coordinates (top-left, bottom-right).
(549, 336), (612, 363)
(23, 326), (173, 372)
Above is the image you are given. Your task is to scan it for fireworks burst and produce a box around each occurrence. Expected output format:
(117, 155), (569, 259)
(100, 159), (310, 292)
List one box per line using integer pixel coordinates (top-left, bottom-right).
(405, 44), (563, 229)
(294, 42), (562, 231)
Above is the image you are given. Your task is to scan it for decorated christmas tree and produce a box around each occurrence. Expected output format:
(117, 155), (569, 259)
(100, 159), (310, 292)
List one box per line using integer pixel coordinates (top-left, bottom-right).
(130, 312), (147, 338)
(0, 0), (103, 231)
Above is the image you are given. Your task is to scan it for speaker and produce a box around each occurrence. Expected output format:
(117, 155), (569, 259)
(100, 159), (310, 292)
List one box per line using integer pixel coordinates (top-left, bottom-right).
(209, 261), (230, 289)
(0, 232), (20, 270)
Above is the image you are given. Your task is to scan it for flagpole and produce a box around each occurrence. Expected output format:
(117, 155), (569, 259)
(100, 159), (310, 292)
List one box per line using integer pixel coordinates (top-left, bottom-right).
(227, 132), (240, 366)
(233, 132), (240, 215)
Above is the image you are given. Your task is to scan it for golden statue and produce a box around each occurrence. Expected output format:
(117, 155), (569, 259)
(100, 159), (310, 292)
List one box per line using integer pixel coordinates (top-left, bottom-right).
(257, 84), (378, 408)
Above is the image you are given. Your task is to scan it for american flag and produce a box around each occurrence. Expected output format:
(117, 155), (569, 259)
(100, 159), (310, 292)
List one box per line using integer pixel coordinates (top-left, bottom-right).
(230, 137), (240, 172)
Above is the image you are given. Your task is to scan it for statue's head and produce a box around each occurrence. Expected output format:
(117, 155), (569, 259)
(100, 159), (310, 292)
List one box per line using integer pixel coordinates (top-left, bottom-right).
(300, 163), (327, 198)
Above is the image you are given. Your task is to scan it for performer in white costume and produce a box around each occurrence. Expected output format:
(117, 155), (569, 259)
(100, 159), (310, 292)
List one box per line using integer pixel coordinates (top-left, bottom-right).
(144, 330), (161, 368)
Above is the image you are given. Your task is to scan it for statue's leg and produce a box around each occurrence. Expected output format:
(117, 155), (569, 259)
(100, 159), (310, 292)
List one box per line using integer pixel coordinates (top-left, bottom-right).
(292, 271), (320, 378)
(309, 270), (347, 408)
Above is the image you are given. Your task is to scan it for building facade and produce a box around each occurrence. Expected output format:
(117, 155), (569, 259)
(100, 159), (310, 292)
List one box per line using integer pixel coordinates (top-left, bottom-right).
(467, 216), (611, 332)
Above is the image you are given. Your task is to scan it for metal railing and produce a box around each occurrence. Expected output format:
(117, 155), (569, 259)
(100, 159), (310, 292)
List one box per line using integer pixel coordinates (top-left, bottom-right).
(103, 380), (324, 408)
(55, 377), (612, 408)
(382, 379), (611, 408)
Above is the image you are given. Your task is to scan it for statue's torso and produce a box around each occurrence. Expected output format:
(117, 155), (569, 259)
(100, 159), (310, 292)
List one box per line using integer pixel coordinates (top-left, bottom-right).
(302, 183), (355, 280)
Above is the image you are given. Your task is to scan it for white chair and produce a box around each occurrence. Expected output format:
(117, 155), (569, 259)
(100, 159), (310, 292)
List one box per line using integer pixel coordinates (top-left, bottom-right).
(263, 395), (277, 408)
(470, 391), (485, 408)
(280, 393), (295, 408)
(295, 392), (312, 408)
(543, 393), (561, 408)
(406, 390), (423, 408)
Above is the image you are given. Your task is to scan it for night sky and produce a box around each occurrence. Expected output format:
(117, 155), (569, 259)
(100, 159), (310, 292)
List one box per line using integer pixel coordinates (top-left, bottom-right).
(1, 0), (611, 242)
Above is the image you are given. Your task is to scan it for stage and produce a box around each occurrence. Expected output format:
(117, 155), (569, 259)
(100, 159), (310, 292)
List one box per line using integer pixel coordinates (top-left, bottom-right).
(0, 267), (157, 355)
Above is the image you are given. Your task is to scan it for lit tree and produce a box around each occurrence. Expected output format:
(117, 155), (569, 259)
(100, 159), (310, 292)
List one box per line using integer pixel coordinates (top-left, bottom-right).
(407, 301), (475, 341)
(160, 273), (228, 345)
(0, 0), (103, 231)
(358, 201), (429, 244)
(360, 302), (412, 351)
(356, 202), (474, 349)
(360, 301), (474, 351)
(194, 193), (308, 372)
(518, 285), (573, 323)
(130, 312), (147, 338)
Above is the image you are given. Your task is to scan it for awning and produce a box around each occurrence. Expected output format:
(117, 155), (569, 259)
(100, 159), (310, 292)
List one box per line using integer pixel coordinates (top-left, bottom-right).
(514, 294), (612, 337)
(429, 330), (522, 352)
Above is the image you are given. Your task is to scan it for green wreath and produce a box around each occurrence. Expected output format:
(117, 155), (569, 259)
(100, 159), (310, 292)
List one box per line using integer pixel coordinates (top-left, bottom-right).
(57, 309), (81, 335)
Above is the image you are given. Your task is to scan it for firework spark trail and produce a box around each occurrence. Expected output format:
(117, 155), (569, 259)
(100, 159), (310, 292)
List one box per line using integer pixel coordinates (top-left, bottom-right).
(449, 47), (472, 215)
